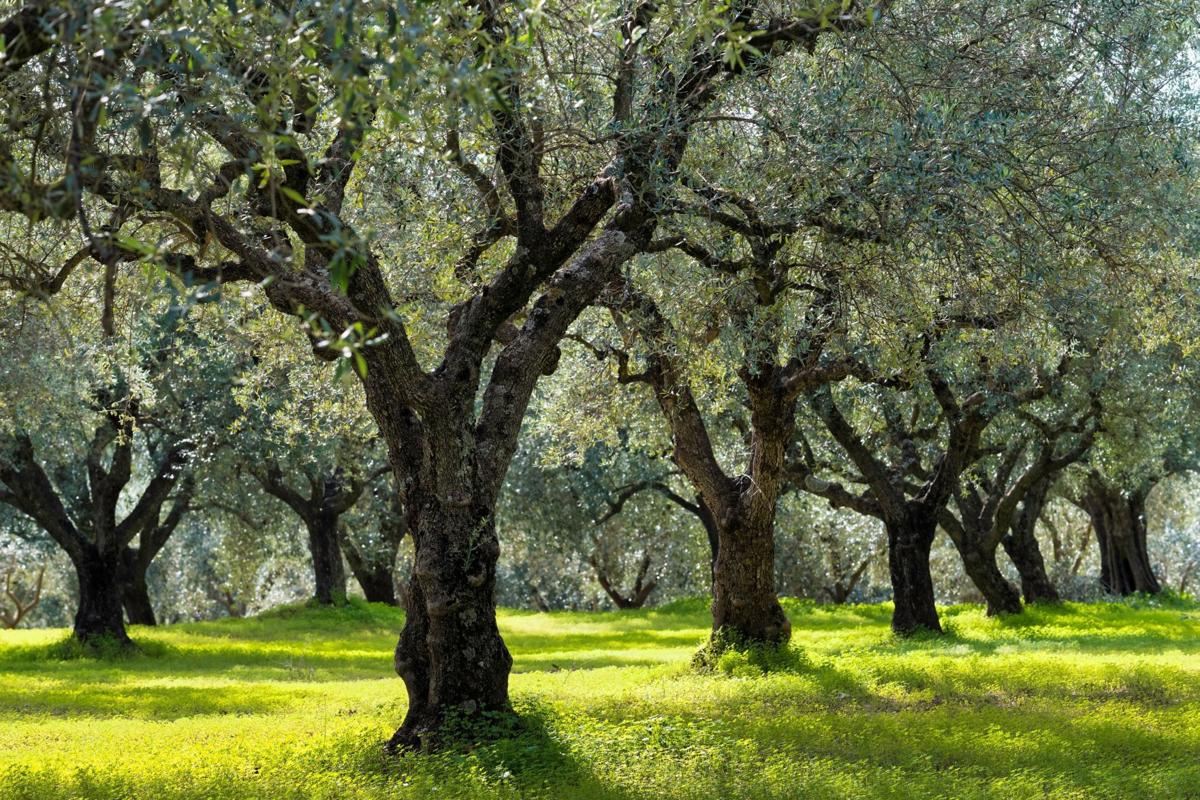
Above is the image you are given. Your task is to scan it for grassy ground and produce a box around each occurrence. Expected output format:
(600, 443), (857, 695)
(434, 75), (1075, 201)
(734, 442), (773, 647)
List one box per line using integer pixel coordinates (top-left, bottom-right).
(1, 598), (1198, 800)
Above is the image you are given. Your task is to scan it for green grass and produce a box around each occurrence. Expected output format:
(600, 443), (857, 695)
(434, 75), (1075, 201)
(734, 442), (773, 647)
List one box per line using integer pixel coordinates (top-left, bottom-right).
(1, 597), (1199, 799)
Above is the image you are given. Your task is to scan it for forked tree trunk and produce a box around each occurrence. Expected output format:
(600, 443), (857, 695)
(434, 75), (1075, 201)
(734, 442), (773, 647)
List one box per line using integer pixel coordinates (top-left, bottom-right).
(592, 553), (657, 610)
(73, 546), (131, 645)
(887, 514), (941, 634)
(387, 501), (512, 752)
(710, 509), (790, 646)
(1002, 477), (1060, 604)
(307, 512), (347, 606)
(1082, 482), (1160, 596)
(119, 548), (157, 626)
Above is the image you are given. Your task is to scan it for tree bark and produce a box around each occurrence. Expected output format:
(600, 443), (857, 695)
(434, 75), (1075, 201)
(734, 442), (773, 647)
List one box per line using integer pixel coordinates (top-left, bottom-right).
(349, 560), (397, 605)
(955, 542), (1022, 616)
(119, 546), (156, 625)
(887, 513), (942, 635)
(1003, 479), (1060, 603)
(710, 504), (790, 645)
(697, 497), (720, 587)
(73, 546), (131, 645)
(306, 512), (348, 606)
(1081, 479), (1161, 595)
(940, 501), (1023, 617)
(386, 501), (512, 752)
(1, 433), (190, 645)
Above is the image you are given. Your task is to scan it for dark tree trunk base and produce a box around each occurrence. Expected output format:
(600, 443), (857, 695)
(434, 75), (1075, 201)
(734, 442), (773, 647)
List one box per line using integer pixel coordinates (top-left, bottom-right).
(1083, 483), (1161, 596)
(706, 515), (791, 655)
(356, 569), (398, 606)
(73, 548), (132, 646)
(122, 581), (157, 626)
(1003, 529), (1062, 605)
(888, 518), (942, 636)
(386, 503), (512, 754)
(308, 513), (348, 606)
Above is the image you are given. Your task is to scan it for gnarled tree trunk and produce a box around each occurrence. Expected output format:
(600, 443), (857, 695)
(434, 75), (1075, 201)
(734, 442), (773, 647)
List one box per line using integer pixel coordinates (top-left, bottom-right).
(346, 554), (397, 605)
(710, 493), (790, 645)
(1, 433), (191, 647)
(956, 543), (1022, 616)
(387, 499), (511, 752)
(1081, 479), (1160, 595)
(941, 504), (1022, 617)
(887, 513), (942, 635)
(1003, 478), (1060, 603)
(73, 546), (131, 644)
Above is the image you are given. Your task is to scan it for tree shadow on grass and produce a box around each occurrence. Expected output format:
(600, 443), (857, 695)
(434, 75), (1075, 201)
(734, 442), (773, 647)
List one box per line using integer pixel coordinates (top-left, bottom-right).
(0, 679), (304, 719)
(360, 699), (650, 800)
(515, 653), (688, 672)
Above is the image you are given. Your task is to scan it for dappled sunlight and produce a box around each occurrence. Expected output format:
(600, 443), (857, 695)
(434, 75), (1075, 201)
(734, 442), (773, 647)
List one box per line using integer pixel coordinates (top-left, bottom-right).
(1, 599), (1199, 799)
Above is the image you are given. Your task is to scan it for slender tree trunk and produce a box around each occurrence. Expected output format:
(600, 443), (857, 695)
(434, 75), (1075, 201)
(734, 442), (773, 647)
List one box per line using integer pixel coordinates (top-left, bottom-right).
(73, 546), (131, 645)
(306, 512), (347, 605)
(887, 513), (941, 635)
(119, 547), (157, 625)
(1082, 482), (1160, 595)
(1002, 479), (1061, 604)
(954, 541), (1022, 616)
(387, 499), (512, 752)
(710, 509), (790, 646)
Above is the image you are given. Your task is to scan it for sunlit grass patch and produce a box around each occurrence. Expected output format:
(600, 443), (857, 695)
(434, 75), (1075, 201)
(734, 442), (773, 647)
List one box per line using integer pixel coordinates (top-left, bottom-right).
(1, 597), (1198, 799)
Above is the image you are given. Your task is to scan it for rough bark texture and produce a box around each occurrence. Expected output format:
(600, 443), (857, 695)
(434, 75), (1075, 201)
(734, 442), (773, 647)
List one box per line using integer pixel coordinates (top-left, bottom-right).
(710, 500), (791, 644)
(886, 514), (943, 634)
(0, 0), (875, 748)
(1080, 478), (1161, 595)
(611, 298), (795, 648)
(73, 547), (131, 644)
(386, 500), (512, 752)
(697, 498), (720, 586)
(1003, 478), (1061, 603)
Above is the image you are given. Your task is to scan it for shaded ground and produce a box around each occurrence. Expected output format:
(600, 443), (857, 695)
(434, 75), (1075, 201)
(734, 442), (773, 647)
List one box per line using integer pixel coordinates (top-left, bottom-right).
(1, 597), (1198, 799)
